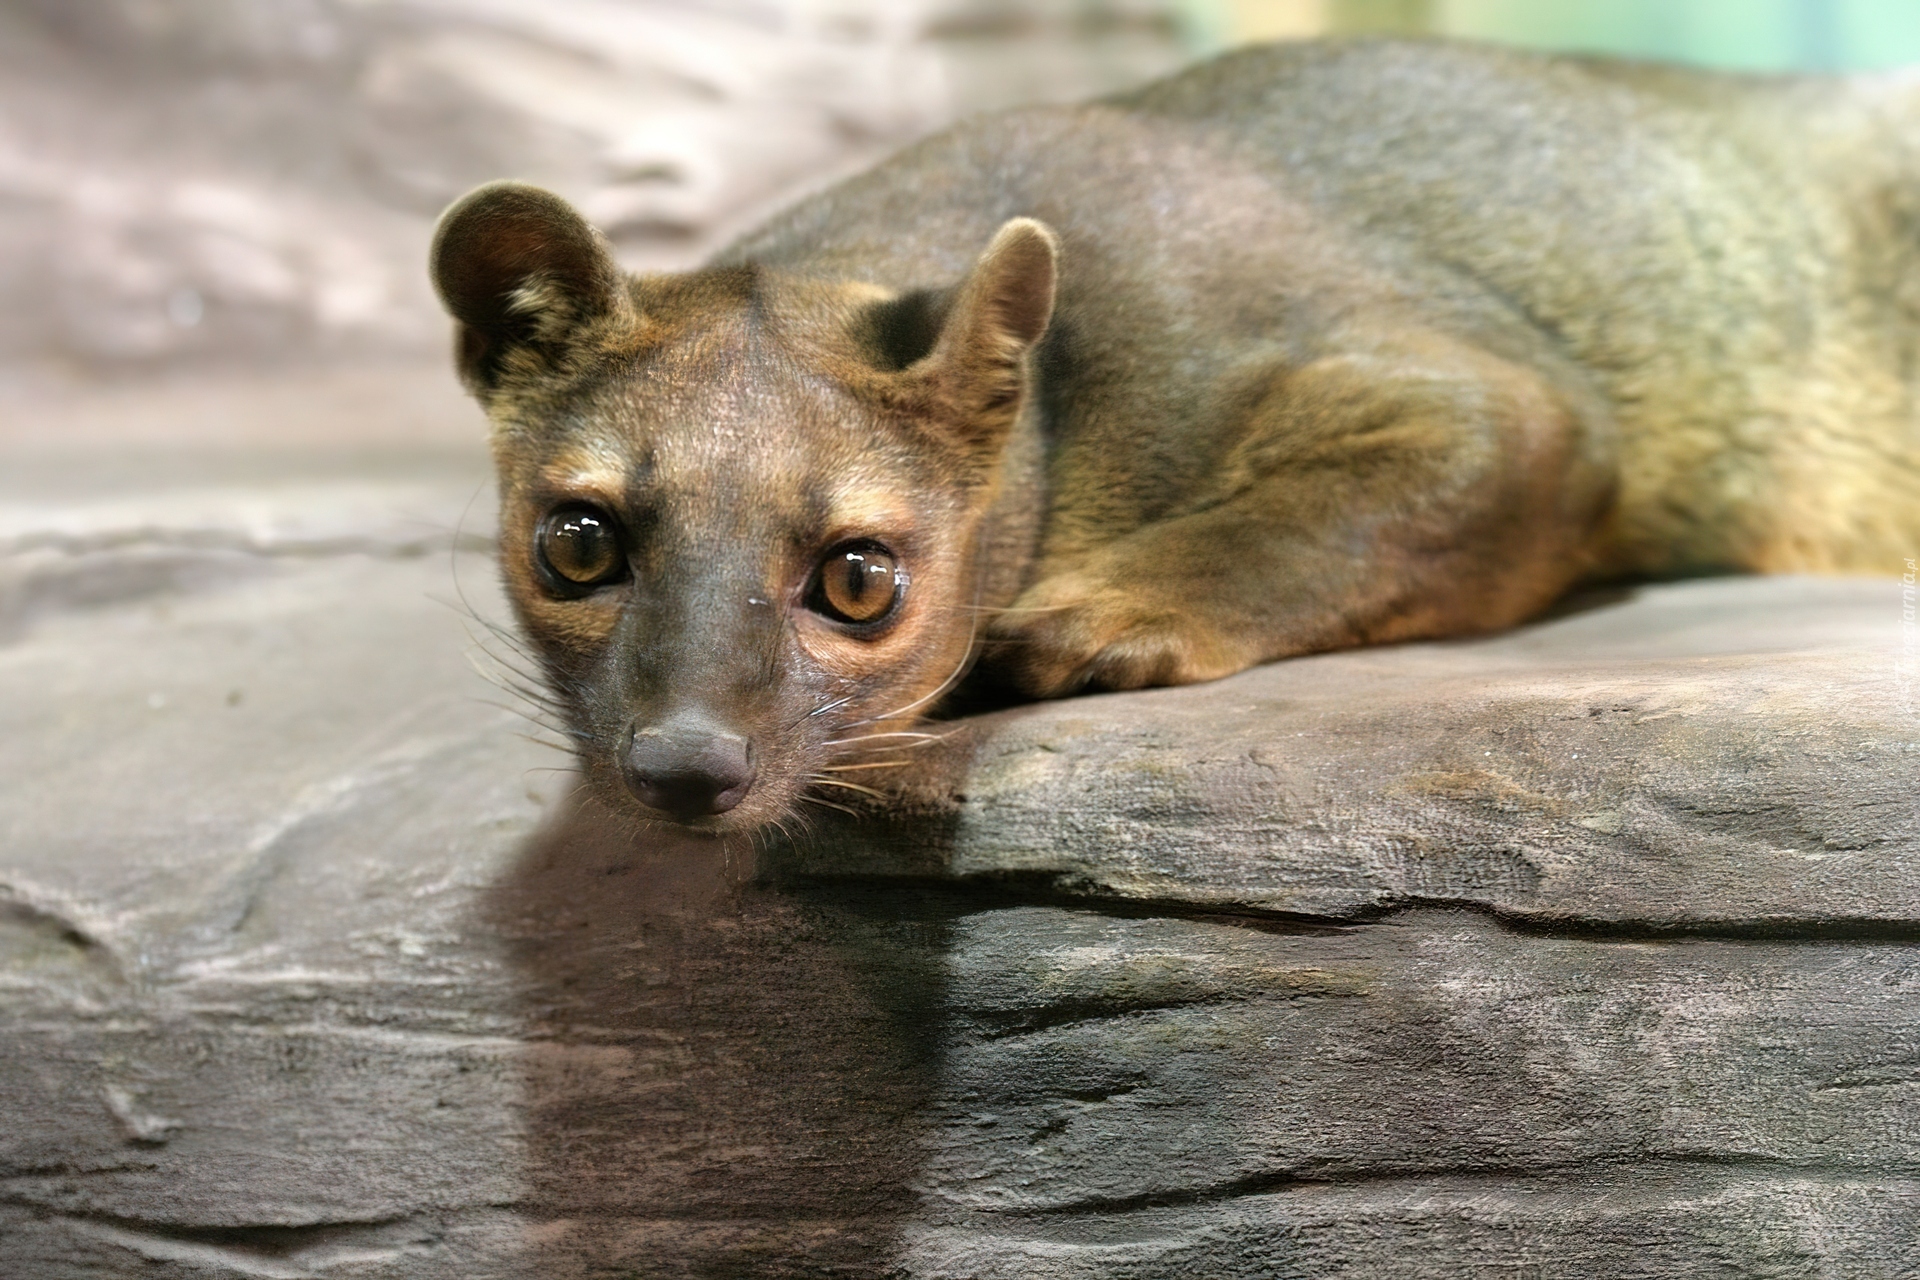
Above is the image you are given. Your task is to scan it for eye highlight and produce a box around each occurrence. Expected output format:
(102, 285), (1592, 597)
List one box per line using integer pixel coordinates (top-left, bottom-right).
(536, 504), (626, 593)
(810, 543), (903, 626)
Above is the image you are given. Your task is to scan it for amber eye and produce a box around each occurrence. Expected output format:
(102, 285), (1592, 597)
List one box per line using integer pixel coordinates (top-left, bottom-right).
(810, 543), (902, 625)
(537, 504), (626, 592)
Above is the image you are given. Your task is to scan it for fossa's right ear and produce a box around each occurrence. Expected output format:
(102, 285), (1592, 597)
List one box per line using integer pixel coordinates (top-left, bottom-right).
(430, 181), (635, 394)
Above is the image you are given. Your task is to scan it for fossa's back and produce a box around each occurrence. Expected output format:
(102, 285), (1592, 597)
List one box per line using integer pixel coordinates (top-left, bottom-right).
(726, 39), (1920, 578)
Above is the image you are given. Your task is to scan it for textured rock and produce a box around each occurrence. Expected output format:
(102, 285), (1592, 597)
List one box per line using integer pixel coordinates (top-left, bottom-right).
(905, 1172), (1920, 1279)
(919, 908), (1920, 1206)
(2, 402), (1917, 1275)
(797, 575), (1920, 927)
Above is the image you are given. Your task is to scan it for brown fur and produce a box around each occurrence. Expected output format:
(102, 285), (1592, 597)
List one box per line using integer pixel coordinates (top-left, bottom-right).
(432, 39), (1920, 833)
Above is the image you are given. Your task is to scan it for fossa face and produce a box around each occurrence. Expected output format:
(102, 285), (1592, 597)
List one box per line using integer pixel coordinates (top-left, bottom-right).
(435, 183), (1055, 833)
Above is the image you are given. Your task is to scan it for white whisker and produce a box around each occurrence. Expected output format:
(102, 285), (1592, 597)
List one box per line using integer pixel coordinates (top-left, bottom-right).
(809, 776), (888, 799)
(824, 729), (957, 757)
(512, 731), (575, 754)
(799, 794), (862, 818)
(824, 730), (947, 747)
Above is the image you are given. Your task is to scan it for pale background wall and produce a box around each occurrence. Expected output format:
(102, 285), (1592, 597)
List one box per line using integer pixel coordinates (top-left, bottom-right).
(0, 0), (1209, 377)
(4, 0), (1920, 388)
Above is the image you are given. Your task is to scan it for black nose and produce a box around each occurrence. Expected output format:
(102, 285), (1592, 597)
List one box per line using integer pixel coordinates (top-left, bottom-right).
(621, 720), (755, 819)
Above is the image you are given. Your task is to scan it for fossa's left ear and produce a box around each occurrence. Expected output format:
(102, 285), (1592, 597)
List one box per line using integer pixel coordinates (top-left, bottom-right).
(430, 181), (636, 394)
(913, 217), (1058, 436)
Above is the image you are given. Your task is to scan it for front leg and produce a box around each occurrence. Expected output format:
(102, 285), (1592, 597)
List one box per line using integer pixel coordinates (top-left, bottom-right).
(988, 338), (1614, 697)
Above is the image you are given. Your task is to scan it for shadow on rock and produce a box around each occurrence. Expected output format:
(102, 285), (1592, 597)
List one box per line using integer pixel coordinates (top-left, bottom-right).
(485, 791), (961, 1277)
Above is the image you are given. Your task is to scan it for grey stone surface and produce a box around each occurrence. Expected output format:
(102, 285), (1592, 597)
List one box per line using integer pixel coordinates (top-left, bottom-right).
(808, 575), (1920, 927)
(2, 393), (1918, 1275)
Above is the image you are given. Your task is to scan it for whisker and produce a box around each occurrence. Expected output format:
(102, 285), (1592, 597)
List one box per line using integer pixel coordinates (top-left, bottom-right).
(471, 691), (572, 739)
(783, 690), (856, 733)
(440, 490), (597, 731)
(799, 794), (862, 818)
(763, 808), (817, 850)
(460, 633), (565, 700)
(809, 776), (888, 799)
(474, 668), (554, 711)
(823, 730), (947, 746)
(914, 601), (1074, 616)
(841, 654), (971, 729)
(815, 760), (914, 771)
(439, 494), (615, 765)
(467, 648), (596, 731)
(440, 486), (550, 667)
(823, 730), (956, 754)
(463, 634), (551, 687)
(466, 667), (576, 733)
(458, 612), (541, 662)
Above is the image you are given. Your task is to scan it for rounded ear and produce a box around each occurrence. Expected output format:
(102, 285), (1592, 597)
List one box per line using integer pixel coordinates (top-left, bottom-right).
(918, 217), (1058, 424)
(430, 181), (634, 392)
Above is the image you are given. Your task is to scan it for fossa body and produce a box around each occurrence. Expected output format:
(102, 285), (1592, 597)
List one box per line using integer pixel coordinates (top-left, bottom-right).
(432, 39), (1920, 833)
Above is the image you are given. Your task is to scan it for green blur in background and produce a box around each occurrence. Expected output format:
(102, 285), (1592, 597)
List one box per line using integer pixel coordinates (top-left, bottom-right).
(1195, 0), (1920, 71)
(1437, 0), (1920, 71)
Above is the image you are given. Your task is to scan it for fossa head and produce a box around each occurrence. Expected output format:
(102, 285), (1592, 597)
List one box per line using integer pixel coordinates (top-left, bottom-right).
(431, 182), (1055, 833)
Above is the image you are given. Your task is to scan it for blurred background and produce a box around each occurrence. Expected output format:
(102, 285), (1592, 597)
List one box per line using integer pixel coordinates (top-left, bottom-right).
(6, 0), (1920, 402)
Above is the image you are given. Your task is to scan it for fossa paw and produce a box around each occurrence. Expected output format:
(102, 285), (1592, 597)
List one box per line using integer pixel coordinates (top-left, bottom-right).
(988, 573), (1248, 697)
